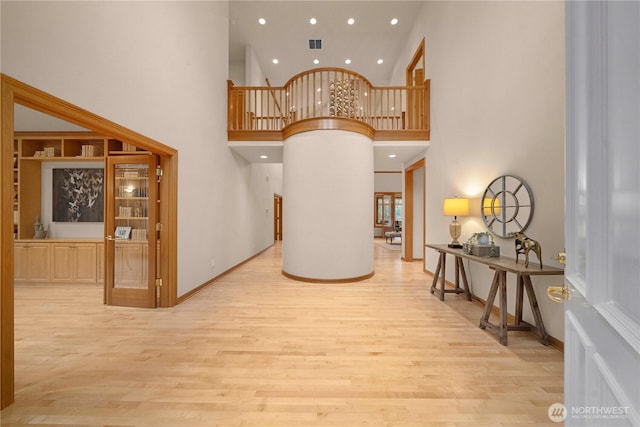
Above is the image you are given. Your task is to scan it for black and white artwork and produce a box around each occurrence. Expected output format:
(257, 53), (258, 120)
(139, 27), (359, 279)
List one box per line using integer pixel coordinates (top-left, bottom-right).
(52, 168), (104, 222)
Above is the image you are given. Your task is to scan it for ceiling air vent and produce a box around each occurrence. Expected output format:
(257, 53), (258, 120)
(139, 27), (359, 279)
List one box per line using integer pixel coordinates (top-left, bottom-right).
(309, 39), (322, 50)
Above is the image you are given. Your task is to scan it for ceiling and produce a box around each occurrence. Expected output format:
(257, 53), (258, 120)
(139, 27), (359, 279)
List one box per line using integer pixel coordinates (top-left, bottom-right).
(228, 1), (429, 170)
(229, 1), (426, 86)
(14, 2), (430, 171)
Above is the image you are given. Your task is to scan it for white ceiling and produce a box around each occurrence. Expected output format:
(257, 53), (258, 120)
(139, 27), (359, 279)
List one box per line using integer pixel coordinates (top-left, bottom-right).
(14, 2), (430, 171)
(228, 1), (429, 170)
(229, 1), (426, 86)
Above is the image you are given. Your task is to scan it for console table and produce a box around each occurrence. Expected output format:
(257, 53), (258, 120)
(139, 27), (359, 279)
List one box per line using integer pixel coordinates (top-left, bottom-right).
(426, 244), (564, 346)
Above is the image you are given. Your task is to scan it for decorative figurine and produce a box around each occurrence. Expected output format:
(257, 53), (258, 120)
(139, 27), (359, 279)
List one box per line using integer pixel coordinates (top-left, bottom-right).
(513, 231), (542, 268)
(33, 216), (47, 239)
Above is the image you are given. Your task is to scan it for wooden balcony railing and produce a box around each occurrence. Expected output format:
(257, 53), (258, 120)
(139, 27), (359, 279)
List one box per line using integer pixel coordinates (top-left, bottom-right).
(228, 68), (430, 141)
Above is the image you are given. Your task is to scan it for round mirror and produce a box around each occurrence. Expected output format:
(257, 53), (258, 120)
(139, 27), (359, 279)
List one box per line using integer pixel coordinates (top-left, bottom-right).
(481, 175), (534, 238)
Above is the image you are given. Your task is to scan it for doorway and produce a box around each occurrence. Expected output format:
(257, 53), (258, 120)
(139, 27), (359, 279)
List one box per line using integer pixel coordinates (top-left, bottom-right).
(403, 158), (425, 261)
(274, 194), (282, 241)
(1, 74), (178, 408)
(406, 38), (426, 130)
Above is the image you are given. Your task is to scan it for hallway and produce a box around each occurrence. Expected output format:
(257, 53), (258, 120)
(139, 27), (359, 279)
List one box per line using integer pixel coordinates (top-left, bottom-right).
(2, 242), (563, 426)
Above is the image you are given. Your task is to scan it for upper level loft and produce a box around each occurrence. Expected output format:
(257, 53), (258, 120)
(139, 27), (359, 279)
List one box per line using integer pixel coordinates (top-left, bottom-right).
(227, 68), (430, 141)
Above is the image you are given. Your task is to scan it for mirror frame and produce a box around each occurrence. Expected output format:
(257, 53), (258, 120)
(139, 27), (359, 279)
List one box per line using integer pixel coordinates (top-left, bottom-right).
(481, 174), (534, 238)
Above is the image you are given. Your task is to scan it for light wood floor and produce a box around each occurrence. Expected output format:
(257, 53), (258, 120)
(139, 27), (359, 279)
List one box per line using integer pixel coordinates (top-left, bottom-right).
(2, 242), (563, 426)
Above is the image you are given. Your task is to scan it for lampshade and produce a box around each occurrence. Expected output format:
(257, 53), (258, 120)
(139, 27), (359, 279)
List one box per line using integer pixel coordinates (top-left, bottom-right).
(483, 197), (501, 216)
(443, 198), (469, 217)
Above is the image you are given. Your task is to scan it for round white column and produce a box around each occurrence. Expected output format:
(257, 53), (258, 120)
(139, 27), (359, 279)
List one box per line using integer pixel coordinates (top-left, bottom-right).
(282, 129), (374, 282)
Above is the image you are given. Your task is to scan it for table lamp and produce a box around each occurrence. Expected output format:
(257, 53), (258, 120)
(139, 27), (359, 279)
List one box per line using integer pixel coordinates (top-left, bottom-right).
(443, 197), (469, 248)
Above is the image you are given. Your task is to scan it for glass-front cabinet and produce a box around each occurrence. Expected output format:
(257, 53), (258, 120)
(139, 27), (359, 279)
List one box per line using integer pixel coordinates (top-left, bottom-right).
(105, 155), (157, 308)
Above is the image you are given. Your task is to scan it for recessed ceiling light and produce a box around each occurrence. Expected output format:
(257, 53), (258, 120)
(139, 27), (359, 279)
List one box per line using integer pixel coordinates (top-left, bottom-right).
(260, 155), (268, 159)
(345, 59), (351, 65)
(272, 59), (279, 64)
(389, 154), (397, 158)
(313, 58), (319, 65)
(347, 18), (355, 25)
(258, 18), (266, 25)
(390, 18), (398, 25)
(377, 59), (384, 64)
(309, 17), (317, 25)
(317, 87), (322, 92)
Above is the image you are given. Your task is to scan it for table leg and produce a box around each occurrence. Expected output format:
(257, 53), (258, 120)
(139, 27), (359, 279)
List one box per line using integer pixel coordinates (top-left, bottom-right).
(523, 275), (550, 345)
(515, 273), (524, 325)
(430, 252), (443, 296)
(480, 270), (500, 329)
(498, 271), (508, 345)
(439, 252), (447, 301)
(454, 260), (460, 291)
(456, 257), (472, 301)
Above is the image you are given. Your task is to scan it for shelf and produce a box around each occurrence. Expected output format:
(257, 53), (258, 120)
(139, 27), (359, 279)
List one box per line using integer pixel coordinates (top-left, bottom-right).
(115, 217), (149, 220)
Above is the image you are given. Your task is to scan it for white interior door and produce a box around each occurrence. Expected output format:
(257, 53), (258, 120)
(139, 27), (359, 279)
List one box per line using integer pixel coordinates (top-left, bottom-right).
(563, 1), (640, 425)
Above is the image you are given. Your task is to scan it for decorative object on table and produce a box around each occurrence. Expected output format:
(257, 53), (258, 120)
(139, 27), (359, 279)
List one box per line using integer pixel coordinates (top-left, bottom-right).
(512, 231), (542, 269)
(481, 175), (534, 238)
(443, 197), (469, 248)
(463, 232), (500, 257)
(33, 216), (47, 239)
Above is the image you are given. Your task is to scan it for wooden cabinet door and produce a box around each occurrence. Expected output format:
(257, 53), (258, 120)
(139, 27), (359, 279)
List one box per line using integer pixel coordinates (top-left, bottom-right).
(96, 243), (104, 283)
(13, 243), (29, 282)
(51, 244), (75, 282)
(74, 244), (97, 283)
(26, 243), (51, 282)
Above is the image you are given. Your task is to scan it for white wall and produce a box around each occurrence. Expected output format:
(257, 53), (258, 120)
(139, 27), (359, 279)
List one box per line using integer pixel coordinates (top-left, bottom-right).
(374, 172), (401, 192)
(40, 161), (104, 239)
(2, 1), (276, 296)
(395, 1), (566, 340)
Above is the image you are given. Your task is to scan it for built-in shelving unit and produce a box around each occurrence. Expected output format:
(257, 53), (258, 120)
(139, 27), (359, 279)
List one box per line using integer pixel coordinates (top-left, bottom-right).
(13, 131), (144, 240)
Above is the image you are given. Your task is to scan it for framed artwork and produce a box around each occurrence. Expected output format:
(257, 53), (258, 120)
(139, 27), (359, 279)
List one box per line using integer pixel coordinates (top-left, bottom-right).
(114, 226), (132, 240)
(52, 168), (104, 222)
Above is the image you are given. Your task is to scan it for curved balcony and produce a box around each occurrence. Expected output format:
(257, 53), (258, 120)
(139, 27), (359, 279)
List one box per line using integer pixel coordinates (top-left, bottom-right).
(228, 67), (430, 141)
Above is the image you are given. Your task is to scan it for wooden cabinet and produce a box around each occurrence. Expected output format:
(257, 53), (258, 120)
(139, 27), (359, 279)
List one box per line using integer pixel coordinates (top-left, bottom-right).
(13, 132), (144, 240)
(51, 243), (97, 283)
(15, 240), (101, 283)
(14, 242), (51, 282)
(97, 243), (105, 283)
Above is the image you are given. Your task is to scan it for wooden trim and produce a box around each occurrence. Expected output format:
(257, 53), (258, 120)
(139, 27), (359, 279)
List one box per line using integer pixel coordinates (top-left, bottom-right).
(177, 244), (275, 304)
(158, 153), (178, 307)
(283, 67), (374, 89)
(1, 73), (180, 408)
(283, 117), (374, 140)
(281, 269), (375, 283)
(3, 75), (176, 157)
(1, 74), (16, 410)
(406, 38), (426, 87)
(403, 158), (425, 262)
(229, 129), (430, 142)
(425, 268), (564, 353)
(373, 129), (430, 141)
(228, 130), (283, 141)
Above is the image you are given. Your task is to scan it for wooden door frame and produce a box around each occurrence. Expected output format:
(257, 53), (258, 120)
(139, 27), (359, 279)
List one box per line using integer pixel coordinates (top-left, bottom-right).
(274, 193), (282, 241)
(406, 38), (425, 87)
(0, 74), (178, 408)
(403, 158), (425, 261)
